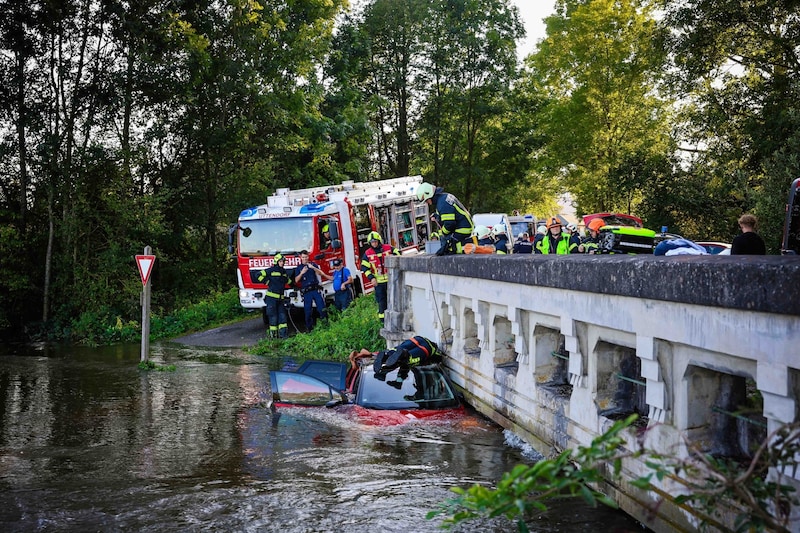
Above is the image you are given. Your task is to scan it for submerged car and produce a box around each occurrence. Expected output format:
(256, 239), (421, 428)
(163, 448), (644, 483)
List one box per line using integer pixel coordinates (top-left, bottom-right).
(269, 357), (465, 425)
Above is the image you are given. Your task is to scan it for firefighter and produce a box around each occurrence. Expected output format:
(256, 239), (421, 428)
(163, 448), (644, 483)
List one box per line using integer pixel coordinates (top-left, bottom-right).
(258, 253), (291, 338)
(578, 218), (606, 254)
(360, 231), (399, 323)
(321, 224), (332, 249)
(295, 249), (331, 331)
(492, 223), (510, 254)
(416, 182), (474, 255)
(536, 217), (572, 254)
(533, 225), (547, 254)
(372, 335), (444, 388)
(566, 223), (582, 253)
(473, 225), (494, 246)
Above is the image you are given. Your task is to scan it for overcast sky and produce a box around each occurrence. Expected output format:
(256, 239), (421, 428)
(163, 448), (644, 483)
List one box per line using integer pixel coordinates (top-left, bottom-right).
(510, 0), (556, 57)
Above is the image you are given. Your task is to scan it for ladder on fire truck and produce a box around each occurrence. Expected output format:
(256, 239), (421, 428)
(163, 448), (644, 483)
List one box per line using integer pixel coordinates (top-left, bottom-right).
(267, 175), (423, 209)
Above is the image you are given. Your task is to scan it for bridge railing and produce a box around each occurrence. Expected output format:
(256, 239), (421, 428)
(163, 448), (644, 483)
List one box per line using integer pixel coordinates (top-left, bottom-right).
(383, 253), (800, 532)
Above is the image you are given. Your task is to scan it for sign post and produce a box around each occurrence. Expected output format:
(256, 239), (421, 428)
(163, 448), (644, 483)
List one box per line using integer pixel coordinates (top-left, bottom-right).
(136, 247), (156, 363)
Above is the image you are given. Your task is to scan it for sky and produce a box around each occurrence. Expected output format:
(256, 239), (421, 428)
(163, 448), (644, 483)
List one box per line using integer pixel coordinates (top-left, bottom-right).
(510, 0), (557, 57)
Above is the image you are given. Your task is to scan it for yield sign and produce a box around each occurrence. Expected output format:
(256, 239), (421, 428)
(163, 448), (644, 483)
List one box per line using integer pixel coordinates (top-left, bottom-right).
(135, 255), (156, 286)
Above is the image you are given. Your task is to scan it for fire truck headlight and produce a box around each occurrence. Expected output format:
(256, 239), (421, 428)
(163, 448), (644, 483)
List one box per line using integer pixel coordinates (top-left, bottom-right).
(239, 289), (248, 300)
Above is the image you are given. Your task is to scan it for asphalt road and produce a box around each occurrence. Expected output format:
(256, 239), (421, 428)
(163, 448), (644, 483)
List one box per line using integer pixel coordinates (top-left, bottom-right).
(170, 316), (268, 348)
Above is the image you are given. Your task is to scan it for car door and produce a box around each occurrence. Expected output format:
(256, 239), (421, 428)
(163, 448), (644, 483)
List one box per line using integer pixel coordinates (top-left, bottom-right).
(269, 370), (347, 407)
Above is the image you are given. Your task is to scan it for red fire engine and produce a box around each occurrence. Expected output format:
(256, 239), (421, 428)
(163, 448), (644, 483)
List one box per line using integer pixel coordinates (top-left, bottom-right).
(229, 176), (431, 318)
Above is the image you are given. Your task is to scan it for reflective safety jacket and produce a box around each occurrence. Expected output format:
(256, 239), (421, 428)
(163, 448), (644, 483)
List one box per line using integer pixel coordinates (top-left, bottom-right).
(361, 243), (400, 284)
(431, 188), (473, 241)
(536, 232), (572, 255)
(257, 264), (291, 299)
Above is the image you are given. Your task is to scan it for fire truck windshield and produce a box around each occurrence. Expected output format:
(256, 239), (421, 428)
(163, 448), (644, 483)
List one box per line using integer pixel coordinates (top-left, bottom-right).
(238, 217), (314, 256)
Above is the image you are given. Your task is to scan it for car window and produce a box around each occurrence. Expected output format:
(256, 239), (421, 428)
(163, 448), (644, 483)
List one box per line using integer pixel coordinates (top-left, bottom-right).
(357, 366), (460, 410)
(270, 371), (341, 406)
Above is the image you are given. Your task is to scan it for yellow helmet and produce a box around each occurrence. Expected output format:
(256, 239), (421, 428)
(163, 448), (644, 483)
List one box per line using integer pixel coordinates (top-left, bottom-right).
(368, 231), (382, 243)
(274, 253), (284, 262)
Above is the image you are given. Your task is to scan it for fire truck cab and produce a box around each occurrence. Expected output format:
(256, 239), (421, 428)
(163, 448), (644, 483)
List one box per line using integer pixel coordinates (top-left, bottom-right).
(230, 176), (430, 317)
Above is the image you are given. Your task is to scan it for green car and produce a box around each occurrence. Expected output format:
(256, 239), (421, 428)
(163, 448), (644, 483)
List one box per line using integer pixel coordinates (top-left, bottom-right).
(597, 225), (657, 254)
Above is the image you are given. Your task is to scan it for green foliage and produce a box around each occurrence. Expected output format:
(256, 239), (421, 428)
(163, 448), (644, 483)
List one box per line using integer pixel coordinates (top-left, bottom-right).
(429, 414), (800, 533)
(250, 295), (383, 361)
(428, 415), (642, 531)
(64, 288), (246, 346)
(529, 0), (674, 216)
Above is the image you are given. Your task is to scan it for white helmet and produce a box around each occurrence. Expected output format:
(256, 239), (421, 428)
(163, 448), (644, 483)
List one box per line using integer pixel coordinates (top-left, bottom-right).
(472, 225), (491, 239)
(567, 223), (578, 233)
(416, 182), (435, 202)
(491, 223), (507, 237)
(537, 225), (547, 235)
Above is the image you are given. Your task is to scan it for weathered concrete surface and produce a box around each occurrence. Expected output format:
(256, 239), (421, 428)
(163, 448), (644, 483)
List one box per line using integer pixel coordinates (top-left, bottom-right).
(391, 253), (800, 316)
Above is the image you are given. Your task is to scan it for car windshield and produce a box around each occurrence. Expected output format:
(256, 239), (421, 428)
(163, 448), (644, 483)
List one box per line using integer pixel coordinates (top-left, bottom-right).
(239, 217), (314, 256)
(357, 365), (460, 410)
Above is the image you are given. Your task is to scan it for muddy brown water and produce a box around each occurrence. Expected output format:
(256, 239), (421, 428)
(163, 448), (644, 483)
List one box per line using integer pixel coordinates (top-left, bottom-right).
(0, 337), (647, 532)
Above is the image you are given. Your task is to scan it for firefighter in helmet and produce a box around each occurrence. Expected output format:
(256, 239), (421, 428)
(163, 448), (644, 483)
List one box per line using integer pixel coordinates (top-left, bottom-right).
(536, 217), (572, 255)
(492, 223), (510, 254)
(416, 182), (474, 255)
(257, 253), (291, 338)
(360, 231), (399, 323)
(578, 218), (606, 254)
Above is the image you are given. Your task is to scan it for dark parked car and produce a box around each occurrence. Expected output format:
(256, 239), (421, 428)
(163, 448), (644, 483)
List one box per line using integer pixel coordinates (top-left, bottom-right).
(269, 356), (465, 426)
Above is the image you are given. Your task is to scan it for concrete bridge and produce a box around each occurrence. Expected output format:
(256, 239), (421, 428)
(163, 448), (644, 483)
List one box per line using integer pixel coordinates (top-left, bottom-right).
(382, 253), (800, 532)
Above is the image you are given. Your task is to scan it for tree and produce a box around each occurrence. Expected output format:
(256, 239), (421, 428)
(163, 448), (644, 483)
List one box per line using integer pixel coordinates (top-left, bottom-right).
(664, 0), (800, 250)
(528, 0), (673, 216)
(414, 0), (525, 210)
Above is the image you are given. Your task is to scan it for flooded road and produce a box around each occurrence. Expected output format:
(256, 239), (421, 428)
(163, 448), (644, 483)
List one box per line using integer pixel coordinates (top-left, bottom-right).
(0, 341), (646, 532)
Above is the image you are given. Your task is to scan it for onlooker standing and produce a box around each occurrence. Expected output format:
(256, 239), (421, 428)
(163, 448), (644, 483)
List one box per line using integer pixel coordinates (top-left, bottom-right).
(331, 258), (354, 311)
(295, 250), (331, 331)
(731, 214), (766, 255)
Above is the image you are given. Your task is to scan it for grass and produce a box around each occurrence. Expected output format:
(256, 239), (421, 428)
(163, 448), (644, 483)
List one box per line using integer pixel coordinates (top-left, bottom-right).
(250, 295), (385, 361)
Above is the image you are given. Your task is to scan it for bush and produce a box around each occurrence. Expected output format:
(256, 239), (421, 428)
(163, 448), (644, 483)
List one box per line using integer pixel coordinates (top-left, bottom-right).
(251, 295), (383, 361)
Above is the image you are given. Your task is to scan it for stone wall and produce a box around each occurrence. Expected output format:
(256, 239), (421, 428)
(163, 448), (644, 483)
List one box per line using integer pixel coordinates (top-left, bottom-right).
(383, 254), (800, 532)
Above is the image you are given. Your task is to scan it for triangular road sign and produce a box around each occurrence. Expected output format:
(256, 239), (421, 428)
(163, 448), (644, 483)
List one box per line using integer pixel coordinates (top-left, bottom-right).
(135, 255), (156, 286)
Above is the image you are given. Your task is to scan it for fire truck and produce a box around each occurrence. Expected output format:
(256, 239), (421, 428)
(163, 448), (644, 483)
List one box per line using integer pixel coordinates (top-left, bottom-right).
(229, 176), (431, 319)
